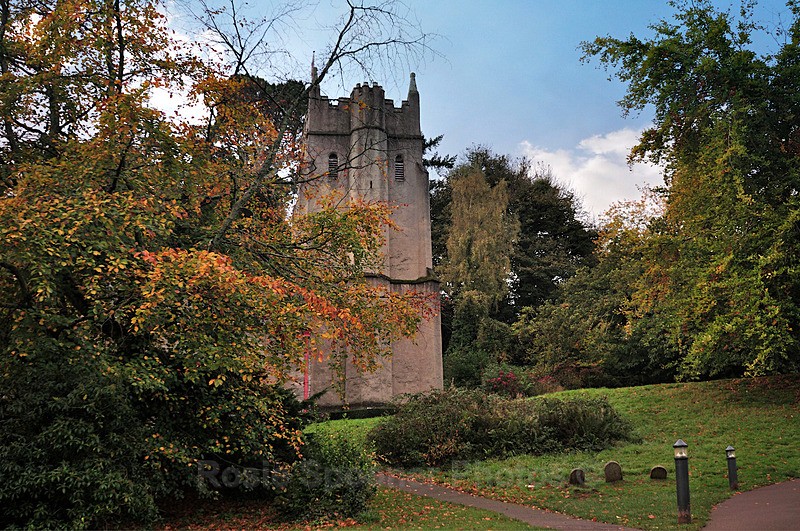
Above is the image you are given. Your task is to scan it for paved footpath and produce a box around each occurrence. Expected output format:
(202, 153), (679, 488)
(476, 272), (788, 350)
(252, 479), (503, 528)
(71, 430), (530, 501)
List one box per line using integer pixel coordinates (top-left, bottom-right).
(377, 474), (800, 531)
(704, 478), (800, 531)
(377, 474), (639, 530)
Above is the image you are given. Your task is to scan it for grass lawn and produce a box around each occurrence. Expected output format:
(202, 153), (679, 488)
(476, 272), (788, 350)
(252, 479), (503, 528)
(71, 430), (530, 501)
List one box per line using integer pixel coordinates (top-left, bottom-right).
(391, 375), (800, 530)
(350, 487), (540, 530)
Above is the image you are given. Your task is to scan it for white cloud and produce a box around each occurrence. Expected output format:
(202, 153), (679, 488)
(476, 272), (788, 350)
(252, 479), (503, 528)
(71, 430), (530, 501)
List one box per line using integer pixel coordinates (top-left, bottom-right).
(519, 127), (663, 219)
(578, 128), (640, 156)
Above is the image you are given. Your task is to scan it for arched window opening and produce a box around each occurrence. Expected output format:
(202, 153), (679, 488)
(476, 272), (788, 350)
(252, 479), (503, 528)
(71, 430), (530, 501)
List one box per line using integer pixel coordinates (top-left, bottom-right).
(394, 155), (405, 181)
(328, 153), (339, 180)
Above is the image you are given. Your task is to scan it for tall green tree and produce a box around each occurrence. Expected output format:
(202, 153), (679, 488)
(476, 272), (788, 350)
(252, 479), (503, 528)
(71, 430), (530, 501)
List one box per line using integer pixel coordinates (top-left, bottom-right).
(515, 190), (677, 386)
(507, 165), (597, 316)
(582, 0), (800, 378)
(426, 135), (455, 268)
(441, 166), (519, 309)
(437, 161), (519, 385)
(435, 148), (596, 382)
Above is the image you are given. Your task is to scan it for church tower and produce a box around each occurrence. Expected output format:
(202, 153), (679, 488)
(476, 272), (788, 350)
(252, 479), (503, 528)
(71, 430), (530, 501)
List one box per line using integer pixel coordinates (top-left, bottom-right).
(296, 73), (443, 408)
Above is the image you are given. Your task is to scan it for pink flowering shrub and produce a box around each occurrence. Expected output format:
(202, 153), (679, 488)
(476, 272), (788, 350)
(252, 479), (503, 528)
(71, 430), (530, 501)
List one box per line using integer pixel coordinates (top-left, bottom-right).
(484, 369), (521, 397)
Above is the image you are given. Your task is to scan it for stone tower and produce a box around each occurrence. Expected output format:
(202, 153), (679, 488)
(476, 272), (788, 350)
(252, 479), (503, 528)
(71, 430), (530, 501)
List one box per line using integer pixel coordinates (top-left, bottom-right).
(296, 72), (443, 408)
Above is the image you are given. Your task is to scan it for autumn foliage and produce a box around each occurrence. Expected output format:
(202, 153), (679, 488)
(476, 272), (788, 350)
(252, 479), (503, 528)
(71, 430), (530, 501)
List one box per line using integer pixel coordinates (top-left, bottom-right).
(0, 0), (432, 527)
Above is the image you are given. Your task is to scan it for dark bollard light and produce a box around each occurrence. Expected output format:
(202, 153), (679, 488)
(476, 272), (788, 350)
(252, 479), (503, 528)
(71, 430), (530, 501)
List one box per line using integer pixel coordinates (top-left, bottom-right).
(726, 445), (739, 490)
(674, 439), (691, 524)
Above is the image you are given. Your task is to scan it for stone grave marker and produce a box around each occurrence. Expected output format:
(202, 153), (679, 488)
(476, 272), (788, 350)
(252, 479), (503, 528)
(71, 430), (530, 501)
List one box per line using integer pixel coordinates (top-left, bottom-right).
(569, 468), (585, 486)
(604, 461), (623, 482)
(650, 465), (668, 480)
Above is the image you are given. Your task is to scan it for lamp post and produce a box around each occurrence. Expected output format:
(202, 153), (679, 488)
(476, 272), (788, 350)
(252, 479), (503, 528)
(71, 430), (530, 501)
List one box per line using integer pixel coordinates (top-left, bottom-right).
(674, 439), (691, 524)
(726, 446), (738, 490)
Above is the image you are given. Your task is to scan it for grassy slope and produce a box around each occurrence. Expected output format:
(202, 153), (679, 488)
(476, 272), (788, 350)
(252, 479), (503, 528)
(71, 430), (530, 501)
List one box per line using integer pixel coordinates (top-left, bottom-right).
(399, 376), (799, 530)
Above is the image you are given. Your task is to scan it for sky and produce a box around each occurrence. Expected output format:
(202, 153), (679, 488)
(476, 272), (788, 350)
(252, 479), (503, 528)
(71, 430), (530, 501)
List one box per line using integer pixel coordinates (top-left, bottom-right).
(401, 0), (792, 218)
(169, 0), (794, 219)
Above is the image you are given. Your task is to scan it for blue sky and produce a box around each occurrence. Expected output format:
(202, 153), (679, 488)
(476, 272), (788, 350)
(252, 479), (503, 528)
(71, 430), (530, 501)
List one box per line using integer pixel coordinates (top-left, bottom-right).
(316, 0), (790, 217)
(402, 0), (791, 217)
(169, 0), (793, 217)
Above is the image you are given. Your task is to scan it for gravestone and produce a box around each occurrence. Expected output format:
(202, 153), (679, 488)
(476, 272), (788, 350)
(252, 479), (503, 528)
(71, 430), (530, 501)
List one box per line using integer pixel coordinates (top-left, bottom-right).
(569, 468), (585, 486)
(604, 461), (623, 482)
(650, 466), (668, 480)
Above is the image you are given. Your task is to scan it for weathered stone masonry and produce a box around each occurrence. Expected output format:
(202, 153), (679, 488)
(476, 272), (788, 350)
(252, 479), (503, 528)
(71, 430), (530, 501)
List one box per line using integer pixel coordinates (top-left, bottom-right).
(295, 72), (443, 407)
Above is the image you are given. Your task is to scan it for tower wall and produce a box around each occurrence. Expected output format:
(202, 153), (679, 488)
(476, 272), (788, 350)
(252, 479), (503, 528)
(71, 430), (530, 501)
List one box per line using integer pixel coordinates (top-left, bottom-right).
(297, 75), (443, 408)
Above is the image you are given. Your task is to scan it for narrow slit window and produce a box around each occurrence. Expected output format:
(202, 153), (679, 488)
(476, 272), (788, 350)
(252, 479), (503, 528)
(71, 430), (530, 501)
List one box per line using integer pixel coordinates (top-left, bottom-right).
(394, 155), (405, 181)
(328, 153), (339, 180)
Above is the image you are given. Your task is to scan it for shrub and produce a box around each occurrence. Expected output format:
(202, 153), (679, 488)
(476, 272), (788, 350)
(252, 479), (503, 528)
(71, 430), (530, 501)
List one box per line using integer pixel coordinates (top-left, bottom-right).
(549, 361), (613, 389)
(523, 373), (565, 395)
(277, 425), (376, 521)
(0, 339), (312, 530)
(369, 388), (634, 468)
(531, 397), (634, 451)
(0, 347), (160, 530)
(443, 346), (490, 388)
(483, 367), (521, 397)
(513, 361), (617, 392)
(476, 317), (517, 361)
(368, 388), (490, 467)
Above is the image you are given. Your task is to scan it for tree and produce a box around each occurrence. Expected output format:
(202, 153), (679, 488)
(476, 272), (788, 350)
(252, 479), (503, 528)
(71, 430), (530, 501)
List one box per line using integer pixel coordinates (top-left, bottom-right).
(423, 134), (457, 174)
(441, 166), (519, 309)
(581, 0), (800, 378)
(432, 147), (596, 322)
(435, 160), (519, 385)
(506, 164), (597, 315)
(515, 189), (677, 386)
(0, 0), (433, 527)
(432, 148), (596, 379)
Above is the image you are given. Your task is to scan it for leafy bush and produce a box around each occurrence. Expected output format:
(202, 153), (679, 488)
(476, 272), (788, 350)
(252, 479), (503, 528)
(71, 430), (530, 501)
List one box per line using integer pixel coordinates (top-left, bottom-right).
(443, 346), (491, 388)
(483, 367), (521, 396)
(0, 338), (312, 530)
(277, 425), (376, 521)
(524, 361), (617, 391)
(547, 361), (615, 390)
(476, 317), (518, 361)
(481, 361), (618, 395)
(368, 388), (490, 467)
(524, 373), (565, 395)
(531, 396), (633, 451)
(0, 345), (160, 530)
(369, 388), (634, 468)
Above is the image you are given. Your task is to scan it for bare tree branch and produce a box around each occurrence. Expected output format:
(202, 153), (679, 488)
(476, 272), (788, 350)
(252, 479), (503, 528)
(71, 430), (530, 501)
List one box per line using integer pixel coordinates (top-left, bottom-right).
(190, 0), (435, 249)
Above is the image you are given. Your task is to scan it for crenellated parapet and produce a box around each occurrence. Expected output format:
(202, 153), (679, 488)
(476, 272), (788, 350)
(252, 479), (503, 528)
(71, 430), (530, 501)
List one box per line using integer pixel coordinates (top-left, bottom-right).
(306, 80), (421, 139)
